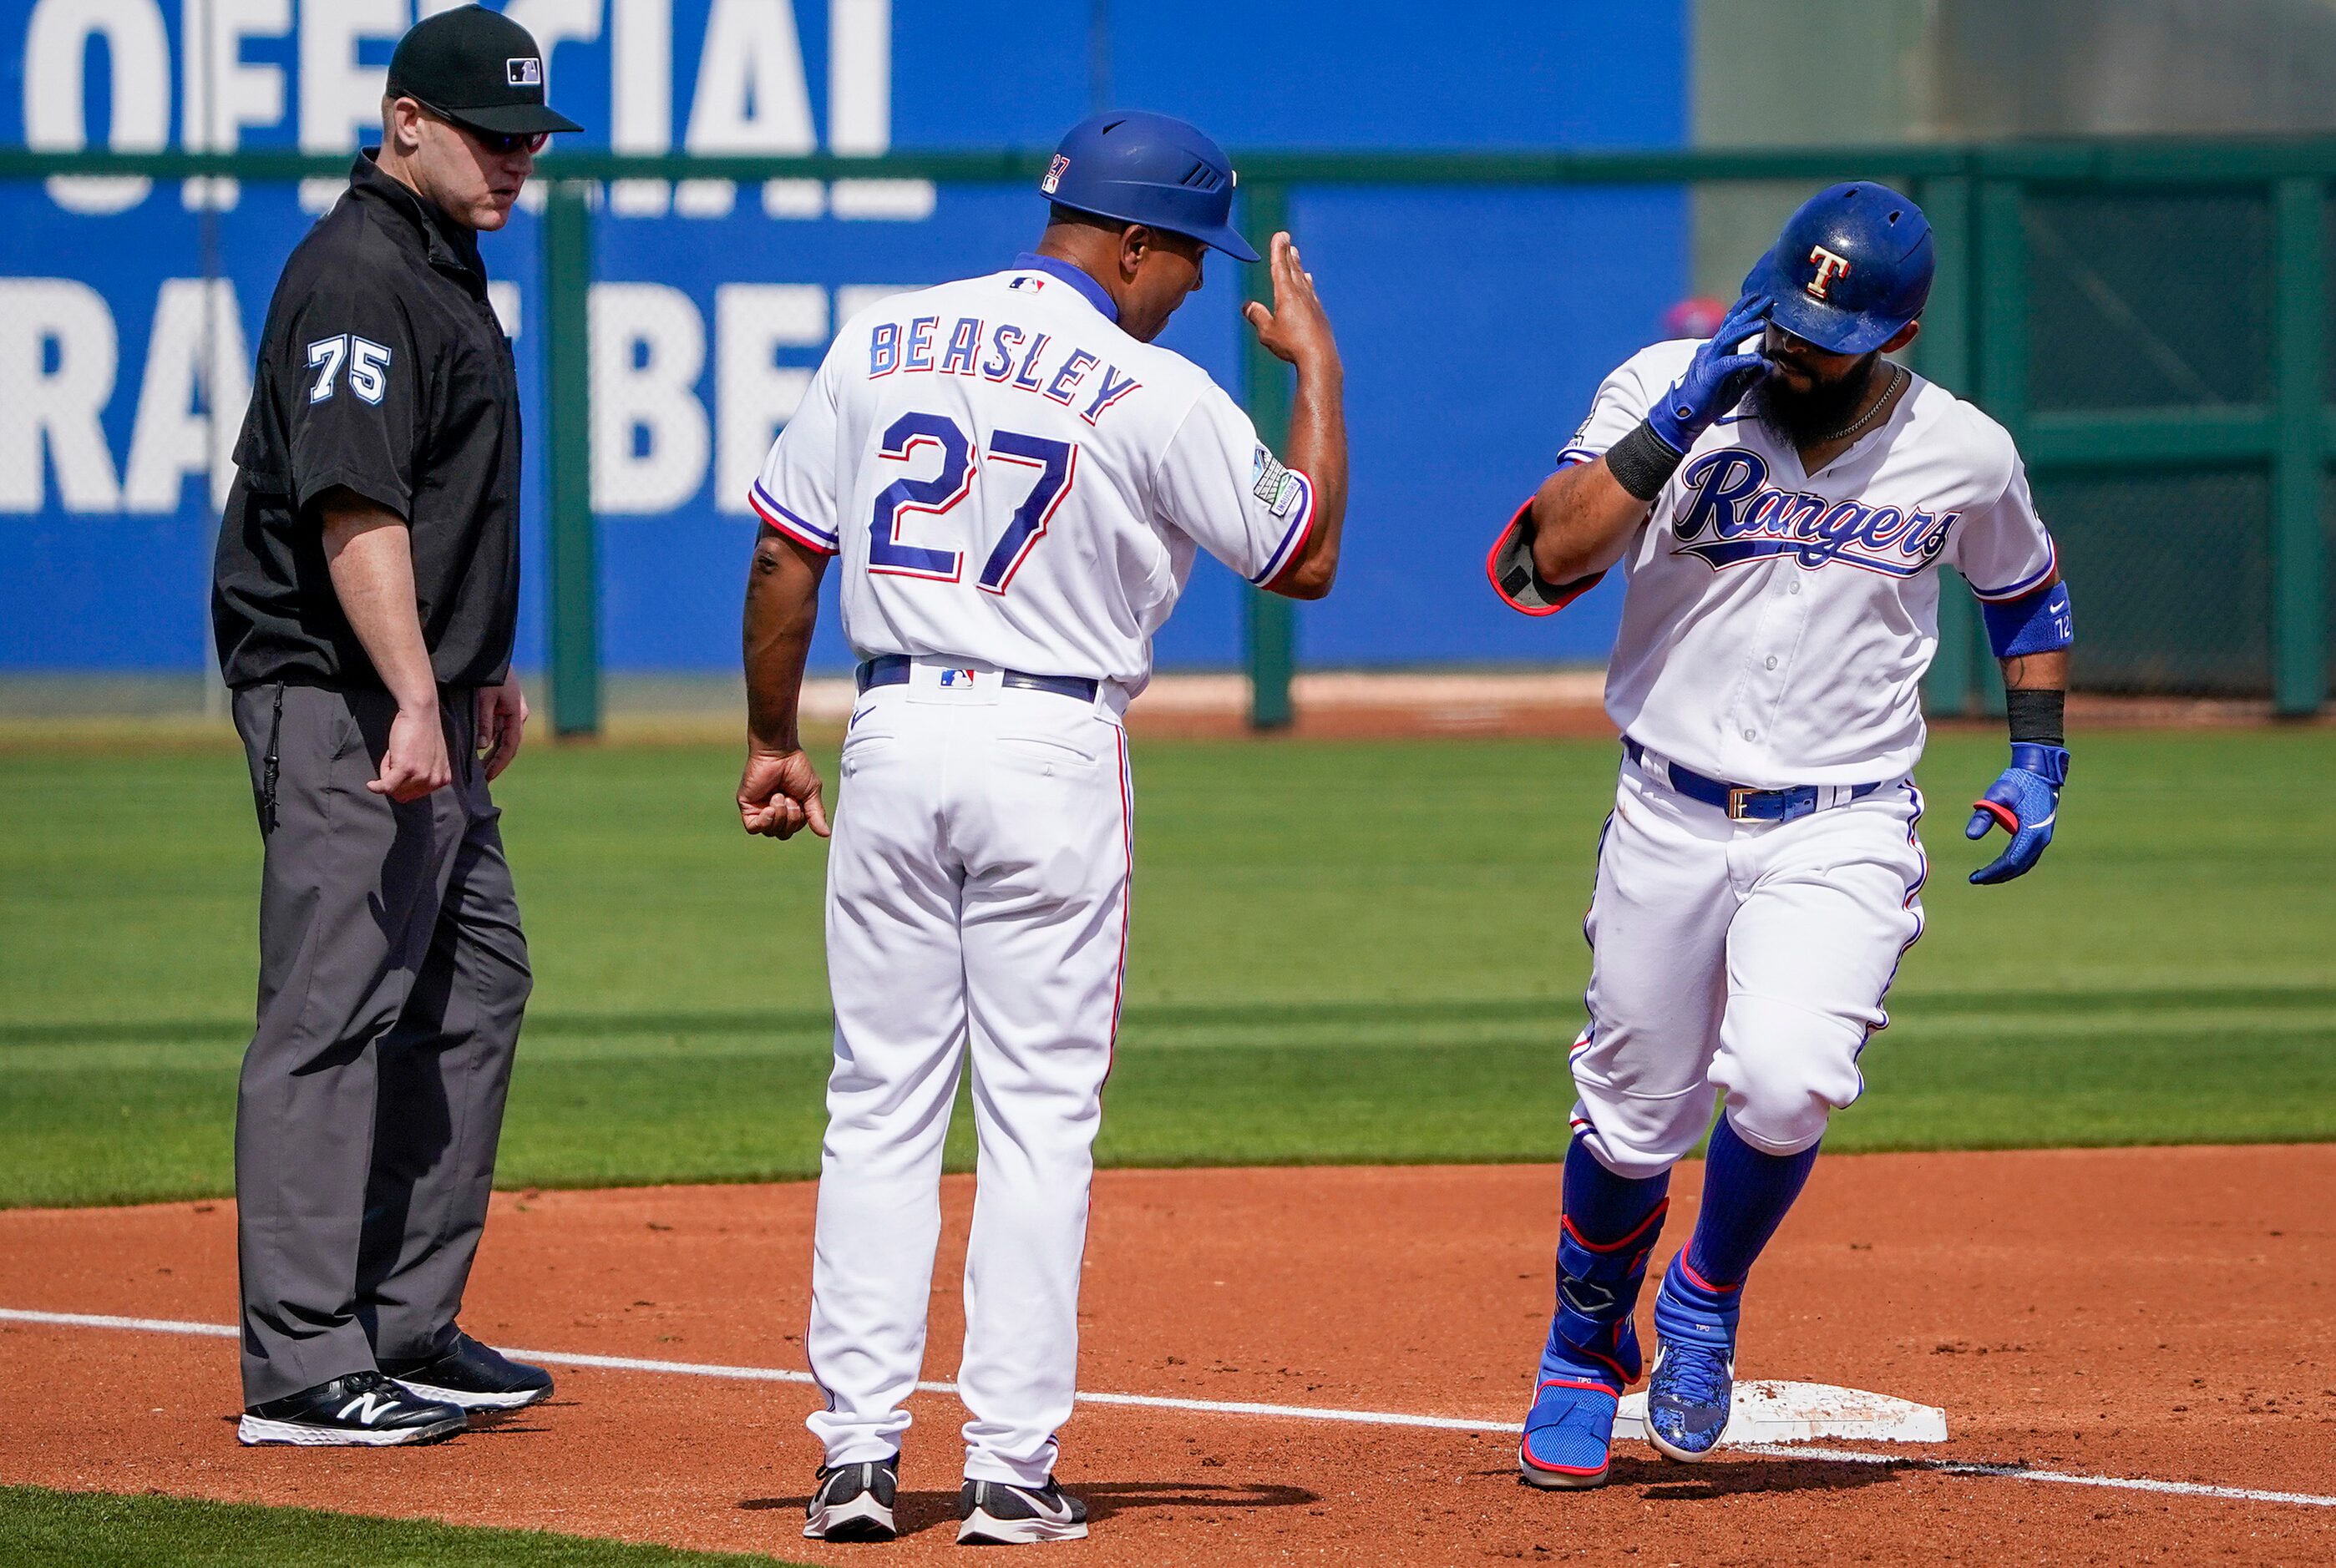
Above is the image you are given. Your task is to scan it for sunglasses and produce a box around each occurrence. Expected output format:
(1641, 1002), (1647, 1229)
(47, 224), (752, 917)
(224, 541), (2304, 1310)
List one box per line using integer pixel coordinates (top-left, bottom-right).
(412, 100), (550, 156)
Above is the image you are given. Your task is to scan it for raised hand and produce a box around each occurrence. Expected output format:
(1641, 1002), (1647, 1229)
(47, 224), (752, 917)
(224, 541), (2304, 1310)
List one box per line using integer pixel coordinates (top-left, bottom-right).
(1243, 232), (1339, 373)
(1645, 293), (1771, 453)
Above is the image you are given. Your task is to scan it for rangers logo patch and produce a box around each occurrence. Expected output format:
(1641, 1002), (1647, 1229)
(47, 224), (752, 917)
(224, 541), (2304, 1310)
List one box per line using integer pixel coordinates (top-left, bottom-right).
(1251, 446), (1299, 518)
(506, 57), (543, 87)
(1041, 154), (1070, 195)
(1806, 245), (1852, 300)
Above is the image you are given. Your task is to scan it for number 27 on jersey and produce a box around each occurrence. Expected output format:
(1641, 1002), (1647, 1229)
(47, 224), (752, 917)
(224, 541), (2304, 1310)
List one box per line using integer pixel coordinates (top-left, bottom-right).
(870, 412), (1077, 595)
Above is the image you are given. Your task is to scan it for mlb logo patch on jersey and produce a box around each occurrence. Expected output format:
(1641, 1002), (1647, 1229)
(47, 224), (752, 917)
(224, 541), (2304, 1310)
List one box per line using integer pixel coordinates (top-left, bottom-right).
(1041, 154), (1071, 195)
(506, 57), (542, 87)
(1009, 275), (1046, 293)
(1251, 446), (1300, 518)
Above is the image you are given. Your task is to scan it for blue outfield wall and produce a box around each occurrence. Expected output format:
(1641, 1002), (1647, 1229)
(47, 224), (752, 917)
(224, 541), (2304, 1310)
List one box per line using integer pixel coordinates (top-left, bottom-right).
(0, 0), (1683, 675)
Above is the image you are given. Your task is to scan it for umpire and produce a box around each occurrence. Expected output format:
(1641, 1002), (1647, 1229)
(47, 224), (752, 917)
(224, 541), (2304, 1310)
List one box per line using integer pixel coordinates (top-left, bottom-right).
(209, 5), (579, 1447)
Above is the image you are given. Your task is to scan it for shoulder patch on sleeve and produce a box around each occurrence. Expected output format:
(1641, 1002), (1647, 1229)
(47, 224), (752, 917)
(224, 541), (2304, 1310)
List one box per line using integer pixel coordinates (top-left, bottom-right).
(1251, 445), (1300, 517)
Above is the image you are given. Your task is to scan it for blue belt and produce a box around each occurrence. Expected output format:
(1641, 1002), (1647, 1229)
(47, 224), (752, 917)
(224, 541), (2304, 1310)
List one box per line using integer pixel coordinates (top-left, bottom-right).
(1622, 736), (1883, 822)
(855, 655), (1099, 704)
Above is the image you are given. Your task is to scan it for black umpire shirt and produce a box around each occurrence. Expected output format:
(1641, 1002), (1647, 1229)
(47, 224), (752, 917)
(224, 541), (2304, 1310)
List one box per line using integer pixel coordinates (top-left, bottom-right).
(211, 151), (522, 691)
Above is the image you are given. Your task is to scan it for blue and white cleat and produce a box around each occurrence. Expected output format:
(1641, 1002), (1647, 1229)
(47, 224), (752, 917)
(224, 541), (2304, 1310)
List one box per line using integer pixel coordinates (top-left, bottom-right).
(1518, 1377), (1620, 1489)
(1645, 1255), (1741, 1463)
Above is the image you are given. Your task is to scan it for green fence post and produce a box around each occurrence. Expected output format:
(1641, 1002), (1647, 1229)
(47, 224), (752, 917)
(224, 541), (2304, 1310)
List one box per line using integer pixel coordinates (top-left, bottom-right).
(1970, 178), (2030, 720)
(543, 179), (600, 737)
(1240, 180), (1296, 731)
(1915, 172), (1980, 716)
(2272, 176), (2328, 716)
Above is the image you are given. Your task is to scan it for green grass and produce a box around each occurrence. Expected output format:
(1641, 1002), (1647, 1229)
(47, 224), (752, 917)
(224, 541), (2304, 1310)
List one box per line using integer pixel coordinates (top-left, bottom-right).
(3, 729), (2333, 1206)
(0, 1485), (804, 1566)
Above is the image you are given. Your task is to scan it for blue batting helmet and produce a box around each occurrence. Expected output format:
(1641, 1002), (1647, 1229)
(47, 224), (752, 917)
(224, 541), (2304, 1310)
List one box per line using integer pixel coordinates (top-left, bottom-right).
(1040, 111), (1260, 263)
(1743, 182), (1933, 355)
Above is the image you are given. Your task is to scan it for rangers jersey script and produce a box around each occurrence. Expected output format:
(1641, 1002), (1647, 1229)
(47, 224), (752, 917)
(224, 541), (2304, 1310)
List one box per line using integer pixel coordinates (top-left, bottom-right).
(750, 255), (1315, 694)
(1552, 338), (2056, 787)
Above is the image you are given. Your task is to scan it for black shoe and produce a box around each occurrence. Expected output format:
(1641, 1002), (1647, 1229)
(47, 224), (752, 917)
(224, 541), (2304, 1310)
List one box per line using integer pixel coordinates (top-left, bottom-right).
(956, 1478), (1090, 1545)
(803, 1457), (899, 1542)
(238, 1371), (468, 1447)
(381, 1332), (555, 1411)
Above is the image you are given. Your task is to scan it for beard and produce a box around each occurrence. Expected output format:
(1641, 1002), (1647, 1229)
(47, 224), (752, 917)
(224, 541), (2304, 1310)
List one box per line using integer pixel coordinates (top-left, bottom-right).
(1756, 351), (1882, 447)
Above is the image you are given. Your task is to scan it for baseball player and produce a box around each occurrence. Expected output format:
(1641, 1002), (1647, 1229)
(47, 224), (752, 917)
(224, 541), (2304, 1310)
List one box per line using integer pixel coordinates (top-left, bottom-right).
(1489, 183), (2074, 1486)
(737, 112), (1346, 1544)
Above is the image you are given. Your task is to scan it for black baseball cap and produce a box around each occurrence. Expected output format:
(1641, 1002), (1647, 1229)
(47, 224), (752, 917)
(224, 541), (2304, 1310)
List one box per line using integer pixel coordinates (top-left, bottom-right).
(386, 5), (582, 137)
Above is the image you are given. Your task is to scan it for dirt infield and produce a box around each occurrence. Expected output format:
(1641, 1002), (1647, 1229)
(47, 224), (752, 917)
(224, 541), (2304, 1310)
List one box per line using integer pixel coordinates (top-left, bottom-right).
(3, 1147), (2334, 1564)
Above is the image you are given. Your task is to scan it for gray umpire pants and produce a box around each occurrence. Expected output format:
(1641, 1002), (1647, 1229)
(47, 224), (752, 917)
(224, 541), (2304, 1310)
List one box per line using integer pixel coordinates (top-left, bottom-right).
(230, 681), (531, 1405)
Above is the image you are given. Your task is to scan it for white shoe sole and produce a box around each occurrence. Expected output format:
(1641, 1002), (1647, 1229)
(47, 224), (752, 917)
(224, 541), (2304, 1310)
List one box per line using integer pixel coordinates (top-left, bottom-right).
(236, 1412), (466, 1446)
(390, 1377), (551, 1412)
(1518, 1459), (1609, 1490)
(957, 1506), (1089, 1545)
(804, 1493), (898, 1541)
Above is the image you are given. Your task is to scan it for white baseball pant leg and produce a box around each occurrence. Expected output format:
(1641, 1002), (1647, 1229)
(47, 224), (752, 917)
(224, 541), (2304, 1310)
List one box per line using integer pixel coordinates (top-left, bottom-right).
(1569, 750), (1926, 1179)
(806, 669), (1131, 1487)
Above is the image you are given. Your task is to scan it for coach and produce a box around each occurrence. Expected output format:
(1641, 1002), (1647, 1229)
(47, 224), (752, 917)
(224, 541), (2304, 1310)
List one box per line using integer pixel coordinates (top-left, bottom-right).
(209, 6), (578, 1446)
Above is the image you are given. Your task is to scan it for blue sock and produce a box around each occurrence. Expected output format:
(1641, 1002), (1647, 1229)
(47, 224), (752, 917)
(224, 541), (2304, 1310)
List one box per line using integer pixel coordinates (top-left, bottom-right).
(1682, 1115), (1819, 1289)
(1564, 1131), (1668, 1244)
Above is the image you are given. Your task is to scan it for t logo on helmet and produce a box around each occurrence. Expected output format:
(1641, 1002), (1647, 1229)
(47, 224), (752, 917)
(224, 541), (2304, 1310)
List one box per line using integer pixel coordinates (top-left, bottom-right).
(1806, 245), (1853, 300)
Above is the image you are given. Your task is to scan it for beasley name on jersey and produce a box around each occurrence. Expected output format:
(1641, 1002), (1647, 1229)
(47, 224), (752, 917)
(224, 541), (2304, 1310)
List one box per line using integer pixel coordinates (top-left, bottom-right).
(751, 257), (1313, 696)
(1566, 337), (2056, 788)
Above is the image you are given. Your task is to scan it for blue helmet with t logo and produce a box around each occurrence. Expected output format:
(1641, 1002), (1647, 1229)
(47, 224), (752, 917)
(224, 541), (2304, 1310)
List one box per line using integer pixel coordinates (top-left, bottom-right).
(1744, 182), (1934, 355)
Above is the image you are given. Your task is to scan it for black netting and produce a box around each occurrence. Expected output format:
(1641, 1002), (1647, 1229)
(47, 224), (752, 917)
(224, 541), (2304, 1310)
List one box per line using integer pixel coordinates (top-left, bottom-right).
(2025, 192), (2272, 412)
(2038, 467), (2271, 695)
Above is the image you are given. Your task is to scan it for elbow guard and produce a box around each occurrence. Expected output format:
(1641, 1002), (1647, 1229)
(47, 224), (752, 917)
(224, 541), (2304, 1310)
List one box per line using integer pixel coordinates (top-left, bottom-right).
(1981, 579), (2073, 659)
(1487, 498), (1604, 616)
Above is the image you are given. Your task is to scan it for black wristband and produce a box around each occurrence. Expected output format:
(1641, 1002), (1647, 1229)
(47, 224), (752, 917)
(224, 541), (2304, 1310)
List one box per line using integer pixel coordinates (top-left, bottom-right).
(1604, 420), (1686, 503)
(2005, 687), (2065, 746)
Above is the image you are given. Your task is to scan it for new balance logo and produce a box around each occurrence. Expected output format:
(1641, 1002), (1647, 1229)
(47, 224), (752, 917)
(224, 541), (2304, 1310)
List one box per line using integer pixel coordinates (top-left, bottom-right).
(337, 1393), (398, 1426)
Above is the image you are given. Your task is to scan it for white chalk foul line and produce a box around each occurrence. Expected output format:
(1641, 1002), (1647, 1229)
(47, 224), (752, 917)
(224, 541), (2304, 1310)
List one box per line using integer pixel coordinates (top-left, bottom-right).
(8, 1307), (2335, 1510)
(1746, 1445), (2336, 1510)
(0, 1308), (1501, 1431)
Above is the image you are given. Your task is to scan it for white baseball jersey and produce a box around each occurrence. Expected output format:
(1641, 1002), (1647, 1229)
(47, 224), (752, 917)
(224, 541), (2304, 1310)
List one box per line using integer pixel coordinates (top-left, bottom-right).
(750, 253), (1315, 695)
(769, 253), (1315, 1490)
(1552, 338), (2056, 787)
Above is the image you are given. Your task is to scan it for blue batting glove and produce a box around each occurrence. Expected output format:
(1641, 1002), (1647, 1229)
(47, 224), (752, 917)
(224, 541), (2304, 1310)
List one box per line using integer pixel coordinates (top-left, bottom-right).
(1964, 743), (2070, 885)
(1646, 293), (1772, 453)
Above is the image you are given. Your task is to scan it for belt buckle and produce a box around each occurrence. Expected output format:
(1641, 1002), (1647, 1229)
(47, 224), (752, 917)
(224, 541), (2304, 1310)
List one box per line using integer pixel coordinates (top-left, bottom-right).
(1726, 785), (1756, 821)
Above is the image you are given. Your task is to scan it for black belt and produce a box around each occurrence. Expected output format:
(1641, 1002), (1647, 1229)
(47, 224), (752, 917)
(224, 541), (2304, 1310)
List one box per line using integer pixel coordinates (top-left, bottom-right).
(1623, 737), (1883, 823)
(855, 655), (1099, 703)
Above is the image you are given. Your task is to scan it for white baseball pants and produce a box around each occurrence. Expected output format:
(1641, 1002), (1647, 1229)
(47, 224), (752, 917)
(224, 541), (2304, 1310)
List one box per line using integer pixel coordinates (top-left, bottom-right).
(1568, 746), (1928, 1180)
(805, 662), (1132, 1487)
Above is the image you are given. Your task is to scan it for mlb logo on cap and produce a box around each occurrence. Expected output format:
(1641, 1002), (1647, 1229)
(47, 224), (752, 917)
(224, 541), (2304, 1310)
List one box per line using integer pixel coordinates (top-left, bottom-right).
(1041, 154), (1070, 195)
(507, 56), (542, 87)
